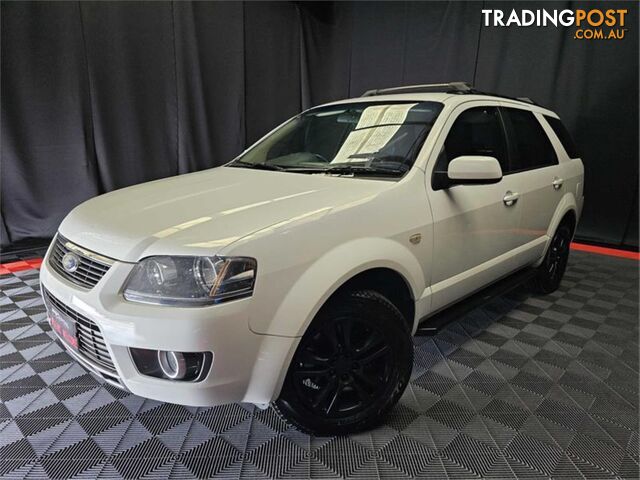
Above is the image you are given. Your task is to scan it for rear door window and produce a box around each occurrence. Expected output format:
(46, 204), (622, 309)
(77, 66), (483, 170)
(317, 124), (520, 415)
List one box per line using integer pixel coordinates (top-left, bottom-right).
(544, 115), (580, 159)
(501, 108), (558, 173)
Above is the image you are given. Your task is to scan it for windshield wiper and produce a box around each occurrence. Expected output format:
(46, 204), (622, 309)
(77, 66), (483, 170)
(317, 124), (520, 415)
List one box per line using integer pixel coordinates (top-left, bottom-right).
(228, 160), (285, 171)
(228, 160), (407, 177)
(277, 163), (408, 176)
(323, 164), (408, 176)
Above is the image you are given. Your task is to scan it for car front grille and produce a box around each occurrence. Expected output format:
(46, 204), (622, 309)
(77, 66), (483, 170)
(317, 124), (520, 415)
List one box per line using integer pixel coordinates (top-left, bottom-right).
(49, 235), (114, 289)
(43, 288), (119, 380)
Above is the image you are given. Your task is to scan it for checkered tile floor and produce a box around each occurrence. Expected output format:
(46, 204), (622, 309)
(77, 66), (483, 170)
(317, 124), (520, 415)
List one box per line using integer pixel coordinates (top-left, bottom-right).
(1, 251), (638, 479)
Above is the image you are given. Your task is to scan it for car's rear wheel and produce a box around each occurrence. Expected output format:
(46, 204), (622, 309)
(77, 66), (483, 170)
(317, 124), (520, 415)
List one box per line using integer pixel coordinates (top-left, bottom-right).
(532, 221), (573, 294)
(274, 289), (413, 436)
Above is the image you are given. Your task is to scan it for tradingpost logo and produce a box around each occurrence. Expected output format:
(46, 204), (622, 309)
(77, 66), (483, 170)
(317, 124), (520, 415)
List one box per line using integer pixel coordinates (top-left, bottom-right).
(481, 8), (629, 40)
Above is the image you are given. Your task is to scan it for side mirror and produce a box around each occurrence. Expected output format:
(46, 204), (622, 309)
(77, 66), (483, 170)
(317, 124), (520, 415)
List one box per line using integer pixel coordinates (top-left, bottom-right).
(447, 156), (503, 185)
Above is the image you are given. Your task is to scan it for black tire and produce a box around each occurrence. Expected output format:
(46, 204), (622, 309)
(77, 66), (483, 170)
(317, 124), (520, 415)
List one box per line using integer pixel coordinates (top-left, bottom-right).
(274, 289), (413, 436)
(531, 221), (573, 294)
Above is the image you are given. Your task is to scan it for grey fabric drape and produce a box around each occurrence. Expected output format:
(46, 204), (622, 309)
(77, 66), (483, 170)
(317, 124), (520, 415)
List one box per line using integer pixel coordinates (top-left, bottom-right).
(1, 1), (637, 248)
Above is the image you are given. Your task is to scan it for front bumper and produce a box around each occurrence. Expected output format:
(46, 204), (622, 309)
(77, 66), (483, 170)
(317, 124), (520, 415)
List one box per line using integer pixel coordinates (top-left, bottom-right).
(40, 255), (296, 407)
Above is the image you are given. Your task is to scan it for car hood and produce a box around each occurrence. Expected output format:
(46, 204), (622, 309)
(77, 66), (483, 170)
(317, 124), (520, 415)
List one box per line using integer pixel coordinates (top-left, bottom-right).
(59, 166), (391, 262)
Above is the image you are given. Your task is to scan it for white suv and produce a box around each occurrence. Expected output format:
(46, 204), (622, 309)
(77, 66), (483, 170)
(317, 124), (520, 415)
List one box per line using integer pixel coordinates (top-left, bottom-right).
(40, 83), (584, 435)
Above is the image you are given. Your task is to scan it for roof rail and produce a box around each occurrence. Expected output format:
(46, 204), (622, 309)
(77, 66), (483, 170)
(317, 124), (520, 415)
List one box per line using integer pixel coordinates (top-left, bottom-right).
(360, 82), (541, 107)
(361, 82), (473, 97)
(516, 97), (536, 105)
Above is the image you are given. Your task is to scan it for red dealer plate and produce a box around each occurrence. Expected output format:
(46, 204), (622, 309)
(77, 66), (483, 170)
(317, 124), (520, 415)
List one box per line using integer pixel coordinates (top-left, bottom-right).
(48, 305), (78, 350)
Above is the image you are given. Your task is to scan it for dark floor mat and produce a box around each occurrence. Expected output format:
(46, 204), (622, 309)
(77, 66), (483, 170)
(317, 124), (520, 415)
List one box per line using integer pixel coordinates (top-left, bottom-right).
(0, 251), (637, 479)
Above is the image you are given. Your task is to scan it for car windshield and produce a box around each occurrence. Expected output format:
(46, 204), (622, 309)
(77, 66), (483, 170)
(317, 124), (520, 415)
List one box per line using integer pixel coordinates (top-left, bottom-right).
(229, 101), (443, 178)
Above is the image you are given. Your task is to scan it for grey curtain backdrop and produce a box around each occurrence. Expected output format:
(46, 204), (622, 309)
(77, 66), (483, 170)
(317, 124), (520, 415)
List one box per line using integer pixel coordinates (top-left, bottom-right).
(1, 1), (638, 249)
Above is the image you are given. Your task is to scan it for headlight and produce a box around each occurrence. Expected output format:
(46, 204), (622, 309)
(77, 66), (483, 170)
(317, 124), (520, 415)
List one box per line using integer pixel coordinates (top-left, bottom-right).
(123, 256), (256, 306)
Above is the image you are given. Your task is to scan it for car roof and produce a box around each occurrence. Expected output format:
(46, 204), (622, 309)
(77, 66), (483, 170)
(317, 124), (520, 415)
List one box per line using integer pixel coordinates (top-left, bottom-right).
(318, 91), (558, 118)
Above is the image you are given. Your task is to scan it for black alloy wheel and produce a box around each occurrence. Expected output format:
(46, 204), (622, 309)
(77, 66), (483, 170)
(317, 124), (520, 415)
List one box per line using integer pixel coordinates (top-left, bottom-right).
(274, 289), (413, 436)
(532, 221), (572, 294)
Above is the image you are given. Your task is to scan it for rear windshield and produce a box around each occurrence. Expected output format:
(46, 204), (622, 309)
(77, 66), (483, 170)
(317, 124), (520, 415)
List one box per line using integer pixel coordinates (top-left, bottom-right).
(544, 115), (580, 159)
(231, 101), (443, 178)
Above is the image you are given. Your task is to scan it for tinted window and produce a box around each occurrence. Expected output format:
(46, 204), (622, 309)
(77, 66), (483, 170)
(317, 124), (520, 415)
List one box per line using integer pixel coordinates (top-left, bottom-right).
(435, 106), (508, 173)
(502, 108), (558, 172)
(544, 115), (580, 159)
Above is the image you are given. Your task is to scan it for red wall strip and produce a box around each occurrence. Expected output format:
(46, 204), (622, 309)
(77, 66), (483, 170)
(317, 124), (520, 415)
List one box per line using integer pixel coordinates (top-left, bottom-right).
(0, 242), (637, 275)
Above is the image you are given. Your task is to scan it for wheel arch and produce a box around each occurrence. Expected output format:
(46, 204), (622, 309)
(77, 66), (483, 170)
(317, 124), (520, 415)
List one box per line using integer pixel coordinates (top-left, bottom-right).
(535, 192), (579, 267)
(323, 267), (415, 333)
(259, 237), (425, 338)
(243, 238), (425, 404)
(547, 192), (578, 237)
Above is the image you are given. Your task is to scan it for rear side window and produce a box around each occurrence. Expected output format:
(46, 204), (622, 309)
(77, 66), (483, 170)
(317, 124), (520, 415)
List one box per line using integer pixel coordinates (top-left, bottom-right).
(436, 106), (508, 173)
(501, 108), (558, 173)
(544, 116), (580, 159)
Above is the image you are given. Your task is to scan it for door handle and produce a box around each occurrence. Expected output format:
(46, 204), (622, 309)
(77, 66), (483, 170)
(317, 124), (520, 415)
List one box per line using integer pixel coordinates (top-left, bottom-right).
(503, 191), (519, 206)
(552, 177), (564, 190)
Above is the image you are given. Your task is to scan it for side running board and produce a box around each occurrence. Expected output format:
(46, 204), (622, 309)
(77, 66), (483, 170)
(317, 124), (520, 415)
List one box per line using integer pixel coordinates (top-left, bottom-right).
(415, 267), (537, 336)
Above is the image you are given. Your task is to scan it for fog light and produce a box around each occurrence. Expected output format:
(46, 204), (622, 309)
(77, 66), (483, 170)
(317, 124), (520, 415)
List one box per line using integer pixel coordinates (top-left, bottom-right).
(158, 351), (186, 379)
(130, 348), (212, 382)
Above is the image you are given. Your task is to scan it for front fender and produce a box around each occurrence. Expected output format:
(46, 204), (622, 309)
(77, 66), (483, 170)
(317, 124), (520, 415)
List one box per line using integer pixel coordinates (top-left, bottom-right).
(258, 237), (426, 338)
(242, 237), (426, 404)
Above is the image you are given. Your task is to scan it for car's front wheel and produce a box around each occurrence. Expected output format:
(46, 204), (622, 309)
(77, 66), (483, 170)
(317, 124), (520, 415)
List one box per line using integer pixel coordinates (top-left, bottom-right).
(274, 289), (413, 436)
